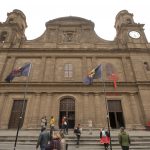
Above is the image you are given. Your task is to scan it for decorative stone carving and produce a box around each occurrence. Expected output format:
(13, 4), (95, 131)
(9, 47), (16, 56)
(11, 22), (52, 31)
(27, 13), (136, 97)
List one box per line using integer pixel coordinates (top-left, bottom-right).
(63, 31), (75, 42)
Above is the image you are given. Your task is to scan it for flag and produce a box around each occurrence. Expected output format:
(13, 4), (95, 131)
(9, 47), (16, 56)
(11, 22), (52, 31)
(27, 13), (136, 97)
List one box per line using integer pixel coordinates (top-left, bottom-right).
(83, 64), (102, 85)
(5, 63), (31, 82)
(108, 73), (118, 89)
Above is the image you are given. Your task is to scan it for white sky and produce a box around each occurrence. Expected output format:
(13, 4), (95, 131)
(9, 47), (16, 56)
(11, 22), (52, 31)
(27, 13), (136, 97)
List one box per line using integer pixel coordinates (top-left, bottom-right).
(1, 0), (150, 41)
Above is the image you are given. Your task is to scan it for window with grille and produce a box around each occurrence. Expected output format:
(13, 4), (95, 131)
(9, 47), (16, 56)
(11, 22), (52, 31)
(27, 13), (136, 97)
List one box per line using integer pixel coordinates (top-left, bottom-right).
(64, 63), (73, 78)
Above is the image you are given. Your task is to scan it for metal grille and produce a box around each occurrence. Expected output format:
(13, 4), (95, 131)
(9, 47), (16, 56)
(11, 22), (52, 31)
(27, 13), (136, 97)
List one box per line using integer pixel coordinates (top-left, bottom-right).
(60, 98), (75, 111)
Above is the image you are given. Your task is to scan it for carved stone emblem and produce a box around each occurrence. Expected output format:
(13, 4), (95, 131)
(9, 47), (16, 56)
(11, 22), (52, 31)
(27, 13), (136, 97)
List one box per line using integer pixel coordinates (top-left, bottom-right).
(63, 31), (75, 42)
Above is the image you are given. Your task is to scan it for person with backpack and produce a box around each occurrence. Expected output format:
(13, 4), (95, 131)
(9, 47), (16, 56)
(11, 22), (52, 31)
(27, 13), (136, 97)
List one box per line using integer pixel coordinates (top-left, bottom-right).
(74, 124), (82, 145)
(118, 127), (131, 150)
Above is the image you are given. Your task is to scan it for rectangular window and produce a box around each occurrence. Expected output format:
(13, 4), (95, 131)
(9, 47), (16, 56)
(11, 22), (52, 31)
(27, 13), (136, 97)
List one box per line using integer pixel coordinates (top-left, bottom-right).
(64, 64), (73, 78)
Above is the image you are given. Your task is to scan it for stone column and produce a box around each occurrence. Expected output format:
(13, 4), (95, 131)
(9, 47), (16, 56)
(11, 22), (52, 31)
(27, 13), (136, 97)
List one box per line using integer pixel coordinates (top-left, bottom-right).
(45, 93), (52, 118)
(8, 57), (16, 70)
(0, 93), (6, 128)
(76, 94), (84, 125)
(100, 93), (108, 127)
(129, 93), (143, 129)
(38, 93), (47, 119)
(122, 95), (134, 129)
(0, 53), (8, 80)
(83, 93), (89, 127)
(1, 57), (16, 81)
(22, 95), (31, 129)
(51, 57), (56, 81)
(121, 57), (128, 81)
(82, 57), (87, 78)
(0, 94), (12, 129)
(92, 56), (97, 68)
(0, 93), (5, 115)
(40, 57), (46, 82)
(94, 93), (103, 127)
(30, 93), (41, 128)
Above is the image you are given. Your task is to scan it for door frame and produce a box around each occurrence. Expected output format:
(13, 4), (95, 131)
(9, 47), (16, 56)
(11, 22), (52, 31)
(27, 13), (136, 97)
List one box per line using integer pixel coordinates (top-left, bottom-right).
(59, 97), (75, 129)
(107, 100), (125, 129)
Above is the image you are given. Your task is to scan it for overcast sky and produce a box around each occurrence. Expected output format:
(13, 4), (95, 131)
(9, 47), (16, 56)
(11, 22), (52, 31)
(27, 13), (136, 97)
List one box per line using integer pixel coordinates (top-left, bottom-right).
(1, 0), (150, 41)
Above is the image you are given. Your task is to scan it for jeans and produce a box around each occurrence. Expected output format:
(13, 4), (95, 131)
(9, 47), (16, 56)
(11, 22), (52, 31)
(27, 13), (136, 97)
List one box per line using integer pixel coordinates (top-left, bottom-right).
(40, 146), (46, 150)
(76, 134), (80, 145)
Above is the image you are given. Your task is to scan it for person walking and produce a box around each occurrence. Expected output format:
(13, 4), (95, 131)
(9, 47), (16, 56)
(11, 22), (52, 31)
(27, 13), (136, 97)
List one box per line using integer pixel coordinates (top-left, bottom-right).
(61, 116), (67, 135)
(49, 116), (55, 140)
(36, 127), (50, 150)
(118, 127), (131, 150)
(99, 128), (110, 150)
(41, 116), (47, 129)
(65, 117), (69, 135)
(74, 124), (82, 145)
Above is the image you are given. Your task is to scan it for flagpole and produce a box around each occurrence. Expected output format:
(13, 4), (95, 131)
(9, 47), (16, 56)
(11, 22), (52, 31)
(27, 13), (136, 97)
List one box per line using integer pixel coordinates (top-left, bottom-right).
(101, 65), (112, 150)
(14, 63), (32, 150)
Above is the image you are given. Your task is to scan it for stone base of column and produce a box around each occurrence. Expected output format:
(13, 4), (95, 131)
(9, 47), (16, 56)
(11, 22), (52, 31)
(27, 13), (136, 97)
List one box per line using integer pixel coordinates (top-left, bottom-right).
(126, 124), (145, 130)
(132, 124), (146, 130)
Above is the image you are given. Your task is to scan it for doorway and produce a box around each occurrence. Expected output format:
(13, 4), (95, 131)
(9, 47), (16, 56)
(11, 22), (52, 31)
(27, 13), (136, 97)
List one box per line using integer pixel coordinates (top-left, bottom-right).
(8, 100), (27, 129)
(108, 100), (125, 129)
(59, 98), (75, 129)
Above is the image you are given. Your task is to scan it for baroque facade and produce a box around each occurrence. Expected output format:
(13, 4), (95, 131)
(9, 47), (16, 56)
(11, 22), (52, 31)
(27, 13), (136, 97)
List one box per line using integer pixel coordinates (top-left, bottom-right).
(0, 9), (150, 130)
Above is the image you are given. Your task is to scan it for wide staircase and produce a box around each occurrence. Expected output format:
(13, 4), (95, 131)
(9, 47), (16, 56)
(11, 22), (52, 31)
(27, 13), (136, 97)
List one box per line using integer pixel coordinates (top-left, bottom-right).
(0, 129), (150, 150)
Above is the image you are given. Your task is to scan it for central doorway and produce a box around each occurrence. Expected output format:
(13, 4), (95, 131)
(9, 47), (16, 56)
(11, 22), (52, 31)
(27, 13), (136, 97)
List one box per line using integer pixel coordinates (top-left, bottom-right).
(59, 98), (75, 129)
(108, 100), (125, 129)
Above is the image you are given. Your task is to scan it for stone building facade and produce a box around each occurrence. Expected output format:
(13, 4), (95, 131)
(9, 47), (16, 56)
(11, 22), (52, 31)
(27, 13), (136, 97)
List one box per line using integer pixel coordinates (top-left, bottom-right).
(0, 9), (150, 130)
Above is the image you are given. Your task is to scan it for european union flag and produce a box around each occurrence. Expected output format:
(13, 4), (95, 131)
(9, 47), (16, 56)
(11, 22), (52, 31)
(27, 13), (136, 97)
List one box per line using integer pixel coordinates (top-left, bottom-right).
(83, 64), (102, 85)
(5, 63), (31, 82)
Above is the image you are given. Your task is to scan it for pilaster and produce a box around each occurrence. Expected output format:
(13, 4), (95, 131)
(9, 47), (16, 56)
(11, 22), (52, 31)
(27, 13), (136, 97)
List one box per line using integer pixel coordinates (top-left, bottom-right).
(30, 93), (41, 128)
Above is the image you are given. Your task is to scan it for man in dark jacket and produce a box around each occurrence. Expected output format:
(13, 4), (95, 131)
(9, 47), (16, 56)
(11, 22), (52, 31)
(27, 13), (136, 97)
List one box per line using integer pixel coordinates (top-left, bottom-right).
(74, 124), (82, 145)
(36, 127), (50, 150)
(118, 127), (131, 150)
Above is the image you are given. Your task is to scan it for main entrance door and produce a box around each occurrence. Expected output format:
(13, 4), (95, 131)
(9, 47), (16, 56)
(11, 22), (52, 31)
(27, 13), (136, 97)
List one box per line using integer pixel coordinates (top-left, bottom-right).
(59, 98), (75, 129)
(8, 100), (27, 129)
(108, 100), (125, 129)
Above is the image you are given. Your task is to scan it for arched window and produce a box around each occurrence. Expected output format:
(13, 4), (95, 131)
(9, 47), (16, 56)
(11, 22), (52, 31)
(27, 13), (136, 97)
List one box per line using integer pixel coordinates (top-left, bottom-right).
(64, 63), (73, 78)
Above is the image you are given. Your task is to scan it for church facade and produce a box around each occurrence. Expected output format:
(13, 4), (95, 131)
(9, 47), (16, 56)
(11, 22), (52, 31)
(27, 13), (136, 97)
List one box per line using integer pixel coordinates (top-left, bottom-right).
(0, 9), (150, 130)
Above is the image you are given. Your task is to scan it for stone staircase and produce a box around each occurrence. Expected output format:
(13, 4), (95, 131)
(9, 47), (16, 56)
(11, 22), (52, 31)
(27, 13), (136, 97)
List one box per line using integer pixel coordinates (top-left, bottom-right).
(0, 130), (150, 149)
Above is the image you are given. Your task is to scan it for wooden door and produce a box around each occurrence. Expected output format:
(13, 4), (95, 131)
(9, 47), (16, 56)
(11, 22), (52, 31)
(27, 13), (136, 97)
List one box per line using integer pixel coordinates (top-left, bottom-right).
(8, 100), (27, 129)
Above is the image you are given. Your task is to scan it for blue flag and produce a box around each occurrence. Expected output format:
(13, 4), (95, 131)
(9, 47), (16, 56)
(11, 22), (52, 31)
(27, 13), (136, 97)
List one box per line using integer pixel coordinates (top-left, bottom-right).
(83, 64), (102, 85)
(5, 63), (31, 82)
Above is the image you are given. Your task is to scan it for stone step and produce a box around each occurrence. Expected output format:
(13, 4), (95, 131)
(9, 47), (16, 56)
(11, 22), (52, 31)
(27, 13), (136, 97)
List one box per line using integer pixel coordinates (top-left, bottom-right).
(0, 143), (150, 150)
(0, 130), (150, 150)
